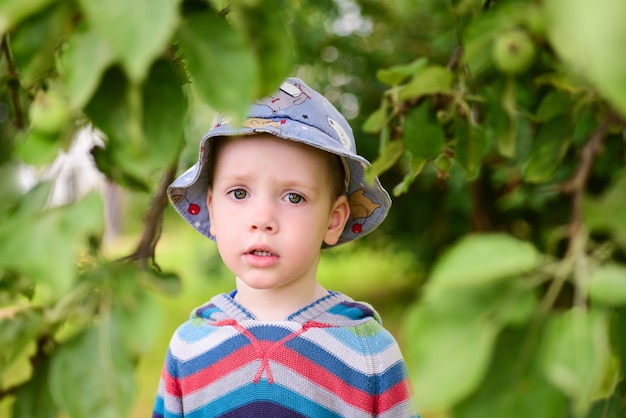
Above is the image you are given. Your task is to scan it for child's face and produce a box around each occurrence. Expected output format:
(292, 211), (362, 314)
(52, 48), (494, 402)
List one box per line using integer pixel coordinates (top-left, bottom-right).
(207, 134), (349, 292)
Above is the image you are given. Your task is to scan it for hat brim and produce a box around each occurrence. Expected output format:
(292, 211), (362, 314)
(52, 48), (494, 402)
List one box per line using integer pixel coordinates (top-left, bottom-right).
(167, 120), (391, 246)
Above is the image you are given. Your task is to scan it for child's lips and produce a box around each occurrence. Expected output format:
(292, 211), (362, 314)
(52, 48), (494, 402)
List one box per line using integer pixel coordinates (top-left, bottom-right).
(244, 246), (279, 266)
(249, 250), (274, 257)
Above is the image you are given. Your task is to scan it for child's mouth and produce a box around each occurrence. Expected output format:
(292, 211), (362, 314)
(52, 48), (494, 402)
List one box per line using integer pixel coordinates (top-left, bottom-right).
(250, 250), (274, 257)
(245, 247), (279, 267)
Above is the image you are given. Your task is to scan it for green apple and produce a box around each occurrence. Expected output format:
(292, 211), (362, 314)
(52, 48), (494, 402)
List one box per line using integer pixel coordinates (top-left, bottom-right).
(492, 29), (536, 75)
(29, 90), (70, 135)
(434, 153), (454, 172)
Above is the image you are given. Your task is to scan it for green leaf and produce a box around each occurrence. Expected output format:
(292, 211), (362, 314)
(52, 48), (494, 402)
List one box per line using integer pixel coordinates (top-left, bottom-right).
(489, 281), (537, 327)
(8, 2), (73, 87)
(461, 2), (529, 75)
(362, 105), (387, 134)
(84, 67), (148, 187)
(78, 0), (178, 82)
(61, 26), (115, 109)
(235, 1), (294, 97)
(540, 308), (611, 418)
(15, 130), (64, 167)
(454, 118), (489, 180)
(392, 156), (426, 197)
(146, 269), (183, 295)
(398, 65), (452, 101)
(483, 79), (512, 157)
(0, 192), (104, 301)
(112, 290), (162, 355)
(403, 302), (498, 410)
(422, 278), (537, 328)
(587, 263), (626, 306)
(0, 309), (45, 380)
(49, 319), (135, 418)
(377, 57), (428, 87)
(497, 76), (518, 158)
(427, 233), (541, 296)
(0, 161), (29, 212)
(523, 116), (572, 183)
(85, 66), (131, 146)
(13, 356), (57, 418)
(587, 394), (626, 418)
(572, 105), (597, 146)
(404, 277), (537, 412)
(536, 91), (573, 121)
(403, 101), (445, 160)
(365, 139), (405, 183)
(85, 59), (185, 182)
(0, 0), (56, 36)
(177, 12), (258, 117)
(8, 181), (52, 217)
(547, 0), (626, 117)
(608, 309), (626, 371)
(454, 328), (568, 418)
(142, 59), (187, 168)
(583, 170), (626, 249)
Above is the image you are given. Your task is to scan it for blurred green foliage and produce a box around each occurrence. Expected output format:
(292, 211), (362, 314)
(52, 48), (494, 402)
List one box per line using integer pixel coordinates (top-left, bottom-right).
(1, 0), (626, 417)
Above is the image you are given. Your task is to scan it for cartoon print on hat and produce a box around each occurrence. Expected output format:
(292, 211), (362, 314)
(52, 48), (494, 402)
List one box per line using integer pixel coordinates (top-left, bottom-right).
(327, 117), (352, 150)
(348, 190), (381, 234)
(167, 77), (391, 247)
(257, 79), (312, 113)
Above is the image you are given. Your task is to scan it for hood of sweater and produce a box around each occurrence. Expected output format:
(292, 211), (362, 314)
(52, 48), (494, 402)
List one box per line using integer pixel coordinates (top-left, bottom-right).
(191, 290), (382, 327)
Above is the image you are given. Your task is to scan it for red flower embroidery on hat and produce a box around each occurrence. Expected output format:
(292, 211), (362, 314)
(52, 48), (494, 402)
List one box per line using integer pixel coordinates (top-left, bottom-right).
(352, 224), (363, 234)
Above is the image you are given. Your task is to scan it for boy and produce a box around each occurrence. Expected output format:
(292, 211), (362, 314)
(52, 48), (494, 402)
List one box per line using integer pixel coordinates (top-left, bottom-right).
(153, 78), (418, 417)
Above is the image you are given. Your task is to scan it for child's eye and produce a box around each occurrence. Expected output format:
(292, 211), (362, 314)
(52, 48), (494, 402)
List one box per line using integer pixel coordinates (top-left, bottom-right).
(230, 189), (248, 200)
(286, 193), (304, 204)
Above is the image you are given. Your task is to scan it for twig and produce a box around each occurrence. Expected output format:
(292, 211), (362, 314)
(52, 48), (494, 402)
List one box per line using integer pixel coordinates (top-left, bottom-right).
(218, 4), (231, 17)
(1, 36), (24, 129)
(561, 113), (614, 233)
(120, 162), (177, 270)
(0, 382), (23, 399)
(446, 45), (463, 71)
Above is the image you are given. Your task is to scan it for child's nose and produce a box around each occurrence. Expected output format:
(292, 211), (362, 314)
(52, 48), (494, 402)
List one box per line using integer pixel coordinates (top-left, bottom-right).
(250, 199), (278, 233)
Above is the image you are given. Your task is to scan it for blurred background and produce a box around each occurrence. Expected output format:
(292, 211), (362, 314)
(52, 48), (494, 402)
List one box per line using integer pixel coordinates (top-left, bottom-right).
(1, 0), (626, 417)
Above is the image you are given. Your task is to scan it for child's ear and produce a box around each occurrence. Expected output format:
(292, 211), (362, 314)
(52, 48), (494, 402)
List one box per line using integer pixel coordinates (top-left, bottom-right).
(206, 187), (216, 237)
(324, 195), (350, 246)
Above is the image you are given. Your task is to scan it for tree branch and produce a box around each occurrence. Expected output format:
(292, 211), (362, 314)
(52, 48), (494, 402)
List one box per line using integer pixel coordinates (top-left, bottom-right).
(0, 382), (23, 399)
(446, 45), (463, 71)
(560, 113), (615, 236)
(120, 162), (178, 270)
(218, 4), (231, 17)
(1, 36), (24, 129)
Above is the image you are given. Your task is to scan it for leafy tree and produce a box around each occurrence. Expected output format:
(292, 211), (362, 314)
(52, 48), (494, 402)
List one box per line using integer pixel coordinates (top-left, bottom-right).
(1, 0), (626, 417)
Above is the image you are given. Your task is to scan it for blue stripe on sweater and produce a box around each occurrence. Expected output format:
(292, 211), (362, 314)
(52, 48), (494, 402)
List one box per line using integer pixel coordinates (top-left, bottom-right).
(167, 333), (250, 378)
(286, 336), (408, 394)
(176, 318), (219, 343)
(323, 326), (395, 354)
(185, 379), (341, 418)
(168, 328), (408, 393)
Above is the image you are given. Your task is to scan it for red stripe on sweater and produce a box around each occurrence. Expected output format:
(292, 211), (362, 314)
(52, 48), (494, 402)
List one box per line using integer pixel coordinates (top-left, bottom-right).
(161, 320), (412, 414)
(374, 379), (413, 414)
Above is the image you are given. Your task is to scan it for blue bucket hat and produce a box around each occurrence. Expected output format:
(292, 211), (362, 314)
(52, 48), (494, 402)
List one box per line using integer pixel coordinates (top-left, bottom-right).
(167, 77), (391, 246)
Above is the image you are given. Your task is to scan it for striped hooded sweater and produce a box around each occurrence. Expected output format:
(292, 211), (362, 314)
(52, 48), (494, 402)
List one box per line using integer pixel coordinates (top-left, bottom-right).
(153, 291), (418, 417)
